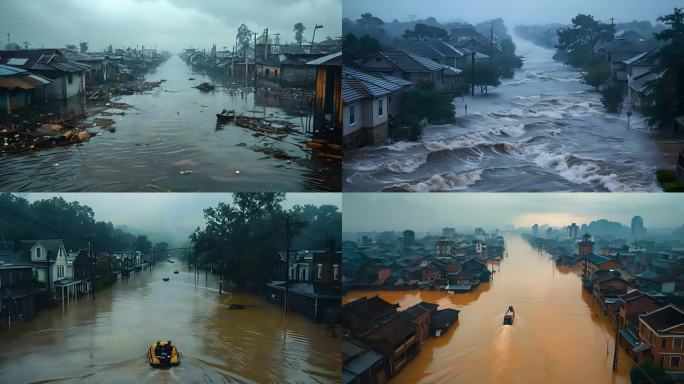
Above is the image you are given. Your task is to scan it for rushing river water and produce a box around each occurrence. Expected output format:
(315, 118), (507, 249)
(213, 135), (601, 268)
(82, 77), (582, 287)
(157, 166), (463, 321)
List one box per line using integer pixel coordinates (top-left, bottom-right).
(344, 233), (633, 384)
(0, 261), (340, 384)
(343, 36), (666, 192)
(0, 56), (340, 192)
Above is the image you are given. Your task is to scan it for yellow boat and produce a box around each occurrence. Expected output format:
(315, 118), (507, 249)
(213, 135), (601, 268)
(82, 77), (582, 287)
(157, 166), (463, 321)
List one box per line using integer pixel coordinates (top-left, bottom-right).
(148, 341), (180, 367)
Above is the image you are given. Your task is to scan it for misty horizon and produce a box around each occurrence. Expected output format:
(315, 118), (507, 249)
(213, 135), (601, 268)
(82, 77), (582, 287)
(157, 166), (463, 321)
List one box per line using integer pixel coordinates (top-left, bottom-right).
(343, 0), (682, 28)
(343, 194), (684, 233)
(1, 0), (341, 52)
(16, 193), (342, 245)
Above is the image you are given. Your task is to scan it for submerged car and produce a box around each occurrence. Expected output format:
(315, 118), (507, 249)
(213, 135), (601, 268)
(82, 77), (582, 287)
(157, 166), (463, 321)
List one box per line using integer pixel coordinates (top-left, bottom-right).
(148, 340), (180, 367)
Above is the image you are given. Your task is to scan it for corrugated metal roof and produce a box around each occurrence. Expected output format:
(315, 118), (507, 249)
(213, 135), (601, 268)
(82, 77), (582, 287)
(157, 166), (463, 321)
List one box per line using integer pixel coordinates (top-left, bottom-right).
(306, 51), (342, 66)
(380, 50), (444, 73)
(52, 61), (90, 72)
(0, 63), (27, 77)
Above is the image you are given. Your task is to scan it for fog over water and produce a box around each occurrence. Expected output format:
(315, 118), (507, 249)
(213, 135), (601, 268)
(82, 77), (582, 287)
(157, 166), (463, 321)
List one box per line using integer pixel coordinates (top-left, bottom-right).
(343, 193), (684, 232)
(343, 0), (681, 25)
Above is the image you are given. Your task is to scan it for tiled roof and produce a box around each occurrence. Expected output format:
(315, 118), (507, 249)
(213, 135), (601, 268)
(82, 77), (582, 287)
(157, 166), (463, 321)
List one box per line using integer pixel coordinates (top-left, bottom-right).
(341, 296), (399, 331)
(584, 253), (610, 265)
(342, 66), (412, 104)
(640, 304), (684, 334)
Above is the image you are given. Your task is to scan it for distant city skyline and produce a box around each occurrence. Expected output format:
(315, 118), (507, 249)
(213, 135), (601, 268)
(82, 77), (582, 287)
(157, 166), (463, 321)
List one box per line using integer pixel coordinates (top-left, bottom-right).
(343, 194), (684, 233)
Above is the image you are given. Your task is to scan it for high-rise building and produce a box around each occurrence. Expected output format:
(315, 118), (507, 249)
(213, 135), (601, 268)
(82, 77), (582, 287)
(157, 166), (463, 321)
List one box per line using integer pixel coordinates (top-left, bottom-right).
(403, 230), (415, 247)
(532, 224), (539, 236)
(568, 223), (579, 239)
(442, 227), (456, 238)
(631, 216), (645, 238)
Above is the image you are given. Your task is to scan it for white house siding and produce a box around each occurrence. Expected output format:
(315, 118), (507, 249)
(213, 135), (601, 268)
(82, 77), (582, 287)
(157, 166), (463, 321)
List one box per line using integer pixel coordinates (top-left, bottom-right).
(343, 102), (362, 136)
(44, 72), (85, 100)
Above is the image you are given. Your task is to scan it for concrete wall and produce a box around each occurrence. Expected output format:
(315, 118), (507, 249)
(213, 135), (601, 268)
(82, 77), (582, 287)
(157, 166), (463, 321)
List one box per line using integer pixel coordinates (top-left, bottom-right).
(44, 72), (85, 100)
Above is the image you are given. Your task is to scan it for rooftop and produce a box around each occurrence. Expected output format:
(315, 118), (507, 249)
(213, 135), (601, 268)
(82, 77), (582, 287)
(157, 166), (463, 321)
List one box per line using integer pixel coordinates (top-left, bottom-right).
(640, 304), (684, 334)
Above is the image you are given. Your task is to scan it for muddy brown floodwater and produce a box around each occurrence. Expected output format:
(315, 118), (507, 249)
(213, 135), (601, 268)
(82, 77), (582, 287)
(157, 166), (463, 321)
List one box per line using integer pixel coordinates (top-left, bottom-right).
(345, 233), (633, 384)
(0, 261), (340, 384)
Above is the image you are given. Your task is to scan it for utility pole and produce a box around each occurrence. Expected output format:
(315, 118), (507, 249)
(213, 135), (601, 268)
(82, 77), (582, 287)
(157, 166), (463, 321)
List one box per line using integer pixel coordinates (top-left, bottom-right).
(284, 215), (291, 314)
(253, 32), (258, 88)
(219, 240), (224, 294)
(264, 28), (269, 60)
(310, 24), (323, 54)
(471, 49), (476, 97)
(612, 314), (619, 370)
(490, 22), (494, 55)
(89, 239), (95, 299)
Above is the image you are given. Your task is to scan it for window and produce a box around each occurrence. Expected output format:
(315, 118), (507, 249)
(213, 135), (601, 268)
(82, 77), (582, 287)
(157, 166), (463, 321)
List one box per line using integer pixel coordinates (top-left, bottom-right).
(663, 339), (667, 349)
(672, 356), (681, 368)
(36, 248), (41, 258)
(68, 74), (73, 84)
(265, 68), (270, 75)
(389, 96), (392, 104)
(316, 264), (323, 279)
(661, 357), (665, 367)
(333, 264), (339, 281)
(675, 339), (683, 349)
(349, 105), (356, 125)
(378, 99), (383, 117)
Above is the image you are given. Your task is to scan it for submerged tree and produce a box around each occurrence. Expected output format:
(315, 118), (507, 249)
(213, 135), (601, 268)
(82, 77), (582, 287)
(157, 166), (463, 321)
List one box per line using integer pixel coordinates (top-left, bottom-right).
(600, 84), (625, 113)
(581, 57), (611, 90)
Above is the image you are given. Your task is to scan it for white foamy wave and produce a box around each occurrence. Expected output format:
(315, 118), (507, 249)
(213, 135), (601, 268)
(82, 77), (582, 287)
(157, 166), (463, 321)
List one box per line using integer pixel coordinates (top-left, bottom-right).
(495, 124), (526, 138)
(422, 132), (492, 151)
(380, 141), (422, 151)
(533, 151), (632, 191)
(351, 155), (427, 174)
(391, 170), (484, 192)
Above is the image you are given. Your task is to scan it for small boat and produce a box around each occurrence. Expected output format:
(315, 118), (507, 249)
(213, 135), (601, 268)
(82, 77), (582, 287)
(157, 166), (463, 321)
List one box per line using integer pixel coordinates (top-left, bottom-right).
(173, 269), (179, 274)
(162, 277), (169, 282)
(216, 109), (236, 124)
(503, 306), (515, 325)
(148, 340), (180, 367)
(195, 82), (215, 92)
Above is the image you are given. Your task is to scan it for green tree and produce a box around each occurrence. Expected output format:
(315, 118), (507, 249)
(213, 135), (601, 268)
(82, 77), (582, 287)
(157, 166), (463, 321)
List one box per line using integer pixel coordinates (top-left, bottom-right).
(555, 14), (615, 68)
(465, 61), (502, 94)
(396, 84), (456, 141)
(582, 57), (611, 90)
(492, 39), (523, 79)
(79, 41), (88, 53)
(600, 84), (625, 113)
(402, 23), (448, 40)
(135, 235), (152, 254)
(293, 22), (306, 46)
(236, 24), (253, 57)
(630, 360), (673, 384)
(343, 33), (381, 64)
(65, 44), (78, 51)
(644, 8), (684, 128)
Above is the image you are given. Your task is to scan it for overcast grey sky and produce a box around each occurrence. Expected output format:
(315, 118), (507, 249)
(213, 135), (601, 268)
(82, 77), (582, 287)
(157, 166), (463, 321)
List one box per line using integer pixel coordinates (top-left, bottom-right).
(1, 0), (340, 52)
(344, 0), (682, 26)
(343, 194), (684, 232)
(21, 193), (341, 240)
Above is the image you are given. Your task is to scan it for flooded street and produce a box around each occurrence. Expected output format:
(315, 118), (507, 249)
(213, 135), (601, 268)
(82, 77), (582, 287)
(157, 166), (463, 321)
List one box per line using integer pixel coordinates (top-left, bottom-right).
(0, 56), (340, 192)
(343, 35), (666, 192)
(344, 233), (633, 384)
(0, 261), (340, 384)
